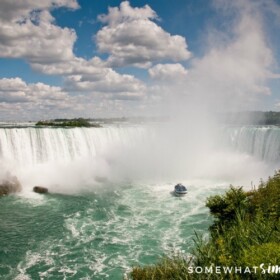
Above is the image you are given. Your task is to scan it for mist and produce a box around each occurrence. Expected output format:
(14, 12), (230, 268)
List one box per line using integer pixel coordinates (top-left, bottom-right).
(0, 121), (276, 196)
(140, 0), (279, 185)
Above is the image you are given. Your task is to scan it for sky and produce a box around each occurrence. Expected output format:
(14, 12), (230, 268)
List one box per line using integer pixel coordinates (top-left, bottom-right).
(0, 0), (280, 120)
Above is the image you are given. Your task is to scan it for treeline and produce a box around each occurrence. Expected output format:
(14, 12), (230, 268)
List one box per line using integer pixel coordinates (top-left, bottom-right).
(131, 171), (280, 279)
(36, 118), (101, 128)
(35, 116), (167, 127)
(222, 111), (280, 125)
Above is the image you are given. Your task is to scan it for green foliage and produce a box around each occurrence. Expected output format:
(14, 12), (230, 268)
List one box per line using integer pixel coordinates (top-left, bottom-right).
(206, 186), (248, 229)
(36, 118), (101, 128)
(249, 172), (280, 219)
(242, 242), (280, 268)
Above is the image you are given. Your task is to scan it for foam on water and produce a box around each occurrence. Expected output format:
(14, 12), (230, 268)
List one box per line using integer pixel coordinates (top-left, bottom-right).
(1, 182), (213, 279)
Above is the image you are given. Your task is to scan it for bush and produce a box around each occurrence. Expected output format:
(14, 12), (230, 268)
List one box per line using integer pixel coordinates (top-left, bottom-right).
(206, 186), (248, 229)
(241, 243), (280, 279)
(249, 173), (280, 220)
(242, 242), (280, 267)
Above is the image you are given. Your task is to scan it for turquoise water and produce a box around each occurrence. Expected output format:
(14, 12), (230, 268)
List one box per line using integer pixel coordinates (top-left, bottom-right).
(0, 183), (213, 280)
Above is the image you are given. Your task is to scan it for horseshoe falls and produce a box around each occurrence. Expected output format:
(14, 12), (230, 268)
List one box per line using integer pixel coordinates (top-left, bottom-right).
(224, 126), (280, 162)
(0, 123), (279, 279)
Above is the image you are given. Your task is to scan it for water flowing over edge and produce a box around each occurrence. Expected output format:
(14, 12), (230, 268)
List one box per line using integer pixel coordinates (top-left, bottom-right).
(0, 124), (279, 193)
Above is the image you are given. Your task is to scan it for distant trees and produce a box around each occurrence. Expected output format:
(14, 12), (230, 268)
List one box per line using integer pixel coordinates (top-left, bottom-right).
(223, 111), (280, 125)
(36, 118), (101, 128)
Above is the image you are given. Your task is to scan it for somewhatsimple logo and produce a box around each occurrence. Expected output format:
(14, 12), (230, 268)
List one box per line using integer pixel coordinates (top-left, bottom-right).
(187, 264), (280, 274)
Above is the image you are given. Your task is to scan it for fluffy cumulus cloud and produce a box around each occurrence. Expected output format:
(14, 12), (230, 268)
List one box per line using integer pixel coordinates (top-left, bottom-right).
(0, 0), (78, 64)
(96, 1), (191, 68)
(31, 57), (105, 76)
(0, 74), (146, 119)
(0, 0), (79, 22)
(98, 0), (157, 25)
(149, 63), (188, 82)
(0, 77), (97, 120)
(0, 0), (150, 117)
(32, 57), (146, 99)
(0, 78), (68, 104)
(64, 70), (146, 100)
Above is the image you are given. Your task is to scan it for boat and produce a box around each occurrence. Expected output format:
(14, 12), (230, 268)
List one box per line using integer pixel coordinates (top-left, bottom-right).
(174, 183), (187, 195)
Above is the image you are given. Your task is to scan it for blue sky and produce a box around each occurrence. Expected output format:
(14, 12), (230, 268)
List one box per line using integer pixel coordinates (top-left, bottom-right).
(0, 0), (279, 120)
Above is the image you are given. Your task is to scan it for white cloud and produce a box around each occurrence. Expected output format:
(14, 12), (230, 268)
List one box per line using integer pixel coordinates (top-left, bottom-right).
(0, 1), (147, 100)
(0, 0), (189, 115)
(0, 1), (78, 63)
(31, 57), (105, 75)
(0, 77), (86, 120)
(32, 56), (146, 98)
(98, 0), (157, 26)
(64, 69), (146, 98)
(31, 55), (146, 98)
(0, 76), (146, 120)
(96, 1), (191, 68)
(0, 0), (79, 22)
(0, 78), (68, 103)
(149, 63), (188, 82)
(0, 77), (147, 120)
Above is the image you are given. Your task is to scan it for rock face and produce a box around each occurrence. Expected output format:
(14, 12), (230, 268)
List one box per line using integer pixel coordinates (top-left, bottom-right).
(33, 186), (48, 194)
(0, 175), (22, 197)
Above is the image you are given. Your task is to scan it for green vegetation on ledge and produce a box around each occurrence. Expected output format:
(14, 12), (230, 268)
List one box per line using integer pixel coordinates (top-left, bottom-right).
(36, 118), (101, 128)
(131, 171), (280, 280)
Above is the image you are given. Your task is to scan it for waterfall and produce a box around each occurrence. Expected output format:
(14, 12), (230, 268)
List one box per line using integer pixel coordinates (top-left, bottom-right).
(224, 126), (280, 162)
(1, 125), (280, 166)
(0, 124), (278, 189)
(0, 126), (149, 166)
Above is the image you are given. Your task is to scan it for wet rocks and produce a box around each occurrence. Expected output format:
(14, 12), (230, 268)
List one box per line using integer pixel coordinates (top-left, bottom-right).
(33, 186), (48, 194)
(0, 175), (22, 197)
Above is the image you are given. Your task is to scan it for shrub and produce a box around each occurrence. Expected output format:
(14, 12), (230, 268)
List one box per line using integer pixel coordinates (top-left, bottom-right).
(241, 243), (280, 278)
(206, 186), (248, 229)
